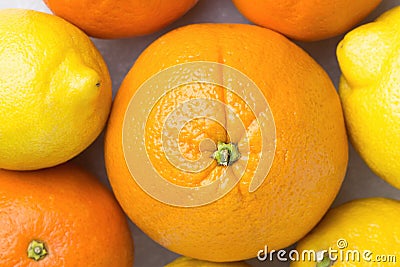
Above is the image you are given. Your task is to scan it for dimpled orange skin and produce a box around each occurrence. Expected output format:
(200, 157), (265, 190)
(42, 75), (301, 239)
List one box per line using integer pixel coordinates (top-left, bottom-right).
(232, 0), (382, 41)
(105, 24), (348, 261)
(0, 164), (134, 267)
(43, 0), (198, 38)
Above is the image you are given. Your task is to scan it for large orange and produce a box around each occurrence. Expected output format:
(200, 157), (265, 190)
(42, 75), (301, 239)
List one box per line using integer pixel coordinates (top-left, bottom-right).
(105, 24), (348, 261)
(0, 164), (133, 266)
(43, 0), (198, 38)
(232, 0), (382, 41)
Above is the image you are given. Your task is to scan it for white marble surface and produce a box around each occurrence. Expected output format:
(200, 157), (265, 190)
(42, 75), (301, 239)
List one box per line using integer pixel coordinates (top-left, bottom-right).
(1, 1), (399, 266)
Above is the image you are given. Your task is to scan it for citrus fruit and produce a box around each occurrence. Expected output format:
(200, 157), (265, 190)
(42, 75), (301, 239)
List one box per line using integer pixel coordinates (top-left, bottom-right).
(0, 9), (112, 170)
(338, 6), (400, 189)
(0, 163), (133, 266)
(105, 24), (348, 261)
(43, 0), (198, 38)
(232, 0), (382, 41)
(291, 198), (400, 267)
(165, 257), (250, 267)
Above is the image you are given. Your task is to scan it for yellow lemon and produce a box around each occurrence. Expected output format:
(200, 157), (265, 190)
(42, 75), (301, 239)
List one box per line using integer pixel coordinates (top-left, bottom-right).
(291, 198), (400, 267)
(337, 6), (400, 189)
(165, 257), (250, 267)
(0, 9), (111, 170)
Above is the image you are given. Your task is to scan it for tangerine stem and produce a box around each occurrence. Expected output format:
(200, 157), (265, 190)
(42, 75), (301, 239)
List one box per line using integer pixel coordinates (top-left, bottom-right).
(212, 141), (240, 166)
(27, 240), (48, 261)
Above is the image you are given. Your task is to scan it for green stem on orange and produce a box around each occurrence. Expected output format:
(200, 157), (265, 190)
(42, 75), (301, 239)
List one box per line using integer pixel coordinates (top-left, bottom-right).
(27, 240), (48, 261)
(212, 141), (240, 166)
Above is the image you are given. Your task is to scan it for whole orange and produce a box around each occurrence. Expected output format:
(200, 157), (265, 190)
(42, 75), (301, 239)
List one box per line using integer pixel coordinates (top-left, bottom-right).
(0, 164), (133, 266)
(232, 0), (382, 41)
(43, 0), (198, 38)
(105, 24), (348, 261)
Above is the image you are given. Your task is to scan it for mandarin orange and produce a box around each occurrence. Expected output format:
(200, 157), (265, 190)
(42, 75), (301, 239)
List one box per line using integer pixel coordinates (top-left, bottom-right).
(232, 0), (381, 41)
(0, 164), (133, 266)
(43, 0), (198, 38)
(105, 24), (348, 261)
